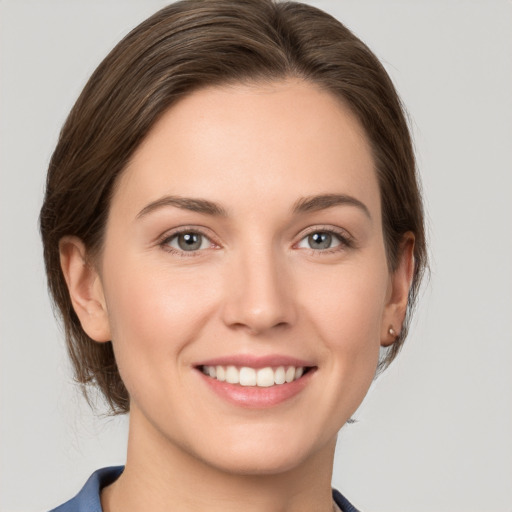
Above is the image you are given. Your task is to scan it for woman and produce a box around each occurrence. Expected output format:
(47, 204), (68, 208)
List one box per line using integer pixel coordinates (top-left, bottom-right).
(40, 0), (427, 510)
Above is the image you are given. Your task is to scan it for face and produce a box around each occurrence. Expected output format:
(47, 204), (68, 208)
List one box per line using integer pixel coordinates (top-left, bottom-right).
(70, 79), (410, 475)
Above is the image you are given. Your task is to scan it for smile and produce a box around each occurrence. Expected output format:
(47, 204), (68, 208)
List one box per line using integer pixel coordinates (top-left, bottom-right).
(199, 365), (308, 387)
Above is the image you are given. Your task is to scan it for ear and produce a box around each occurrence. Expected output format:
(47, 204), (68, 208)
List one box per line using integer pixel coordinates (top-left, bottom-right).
(59, 236), (111, 342)
(381, 233), (415, 347)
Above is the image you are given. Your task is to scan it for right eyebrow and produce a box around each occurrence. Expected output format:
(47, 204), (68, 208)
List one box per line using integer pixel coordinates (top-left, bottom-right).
(136, 195), (228, 219)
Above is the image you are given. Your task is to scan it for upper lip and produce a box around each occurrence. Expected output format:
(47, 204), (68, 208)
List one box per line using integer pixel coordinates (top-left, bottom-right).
(194, 354), (315, 369)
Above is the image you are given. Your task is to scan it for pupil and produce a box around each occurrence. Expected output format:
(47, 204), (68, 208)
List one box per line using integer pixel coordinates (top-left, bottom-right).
(309, 232), (331, 249)
(178, 233), (201, 251)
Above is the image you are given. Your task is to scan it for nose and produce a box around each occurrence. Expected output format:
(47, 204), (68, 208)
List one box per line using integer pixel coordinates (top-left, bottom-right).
(220, 245), (296, 335)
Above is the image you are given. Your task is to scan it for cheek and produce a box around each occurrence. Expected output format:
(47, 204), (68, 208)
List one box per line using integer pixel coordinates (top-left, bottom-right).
(305, 260), (387, 332)
(101, 256), (220, 377)
(299, 256), (389, 373)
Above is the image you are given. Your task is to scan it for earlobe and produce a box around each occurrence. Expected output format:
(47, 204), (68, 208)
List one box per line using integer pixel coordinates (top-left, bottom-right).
(59, 236), (111, 342)
(381, 233), (415, 347)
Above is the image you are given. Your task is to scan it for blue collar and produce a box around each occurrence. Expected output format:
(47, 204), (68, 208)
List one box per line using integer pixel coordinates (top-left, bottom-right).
(49, 466), (124, 512)
(49, 466), (359, 512)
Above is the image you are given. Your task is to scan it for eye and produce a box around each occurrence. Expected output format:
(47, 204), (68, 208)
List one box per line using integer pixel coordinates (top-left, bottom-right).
(163, 231), (213, 252)
(296, 230), (347, 251)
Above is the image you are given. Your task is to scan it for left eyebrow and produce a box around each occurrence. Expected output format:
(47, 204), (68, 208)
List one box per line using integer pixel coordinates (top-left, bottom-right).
(292, 193), (371, 219)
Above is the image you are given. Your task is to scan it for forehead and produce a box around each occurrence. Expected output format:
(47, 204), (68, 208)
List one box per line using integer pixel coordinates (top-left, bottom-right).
(112, 79), (379, 219)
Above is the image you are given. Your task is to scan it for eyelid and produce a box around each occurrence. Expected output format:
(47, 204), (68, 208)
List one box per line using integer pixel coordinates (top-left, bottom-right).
(294, 225), (355, 250)
(157, 225), (220, 254)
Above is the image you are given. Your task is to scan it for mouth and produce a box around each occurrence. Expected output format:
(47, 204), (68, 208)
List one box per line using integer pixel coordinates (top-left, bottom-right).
(197, 365), (314, 387)
(194, 355), (317, 407)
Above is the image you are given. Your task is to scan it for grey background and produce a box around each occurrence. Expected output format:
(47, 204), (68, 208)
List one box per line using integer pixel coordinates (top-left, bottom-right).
(1, 1), (511, 511)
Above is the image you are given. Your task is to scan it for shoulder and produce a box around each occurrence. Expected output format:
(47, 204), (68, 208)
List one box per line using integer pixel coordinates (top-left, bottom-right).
(333, 488), (361, 512)
(48, 466), (124, 512)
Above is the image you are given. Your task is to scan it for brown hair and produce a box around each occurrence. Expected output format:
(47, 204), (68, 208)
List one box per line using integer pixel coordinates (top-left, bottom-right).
(40, 0), (427, 414)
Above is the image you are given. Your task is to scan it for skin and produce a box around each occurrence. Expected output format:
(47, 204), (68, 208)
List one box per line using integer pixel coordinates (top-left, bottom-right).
(60, 79), (414, 512)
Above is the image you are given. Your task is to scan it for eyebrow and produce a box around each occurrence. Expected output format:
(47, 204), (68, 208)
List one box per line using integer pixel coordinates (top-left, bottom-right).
(136, 193), (370, 220)
(136, 195), (227, 219)
(292, 194), (371, 219)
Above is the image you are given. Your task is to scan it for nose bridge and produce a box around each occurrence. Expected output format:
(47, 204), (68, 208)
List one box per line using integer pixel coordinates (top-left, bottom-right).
(222, 238), (295, 334)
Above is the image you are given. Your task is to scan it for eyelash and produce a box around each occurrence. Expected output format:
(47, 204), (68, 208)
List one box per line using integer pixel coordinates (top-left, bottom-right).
(159, 227), (218, 257)
(158, 226), (354, 257)
(296, 226), (354, 254)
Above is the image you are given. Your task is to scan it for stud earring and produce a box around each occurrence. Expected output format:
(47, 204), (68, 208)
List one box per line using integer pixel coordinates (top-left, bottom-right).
(388, 326), (396, 337)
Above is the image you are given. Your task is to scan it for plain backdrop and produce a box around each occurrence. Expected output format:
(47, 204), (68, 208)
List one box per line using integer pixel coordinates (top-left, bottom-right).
(1, 1), (511, 511)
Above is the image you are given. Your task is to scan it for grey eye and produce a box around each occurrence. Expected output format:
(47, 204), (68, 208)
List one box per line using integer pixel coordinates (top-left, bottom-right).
(297, 231), (342, 250)
(178, 233), (202, 250)
(167, 232), (210, 252)
(308, 232), (332, 249)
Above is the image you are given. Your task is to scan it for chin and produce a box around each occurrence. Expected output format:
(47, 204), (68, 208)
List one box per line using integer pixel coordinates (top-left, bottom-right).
(191, 427), (334, 477)
(204, 448), (311, 476)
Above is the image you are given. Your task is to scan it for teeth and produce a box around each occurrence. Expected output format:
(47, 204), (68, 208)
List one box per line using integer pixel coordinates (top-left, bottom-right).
(239, 367), (256, 386)
(256, 367), (274, 387)
(274, 366), (286, 385)
(216, 365), (225, 382)
(225, 365), (238, 384)
(201, 365), (307, 387)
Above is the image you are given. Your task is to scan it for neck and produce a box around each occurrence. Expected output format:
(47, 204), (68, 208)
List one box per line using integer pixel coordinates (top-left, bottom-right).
(102, 407), (337, 512)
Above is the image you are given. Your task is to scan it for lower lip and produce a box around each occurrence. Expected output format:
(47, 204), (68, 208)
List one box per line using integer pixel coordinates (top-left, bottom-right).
(197, 370), (315, 409)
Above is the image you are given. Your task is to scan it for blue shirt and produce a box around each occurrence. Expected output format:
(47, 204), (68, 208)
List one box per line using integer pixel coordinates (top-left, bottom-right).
(49, 466), (360, 512)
